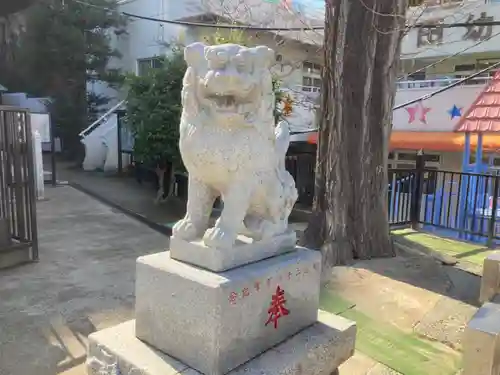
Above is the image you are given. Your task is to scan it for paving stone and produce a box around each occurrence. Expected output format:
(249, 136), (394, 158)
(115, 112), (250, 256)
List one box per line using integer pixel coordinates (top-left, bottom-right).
(414, 297), (477, 351)
(338, 351), (378, 375)
(367, 363), (403, 375)
(329, 258), (444, 332)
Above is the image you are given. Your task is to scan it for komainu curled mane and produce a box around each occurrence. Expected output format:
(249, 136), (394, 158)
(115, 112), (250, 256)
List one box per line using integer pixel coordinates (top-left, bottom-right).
(172, 42), (298, 249)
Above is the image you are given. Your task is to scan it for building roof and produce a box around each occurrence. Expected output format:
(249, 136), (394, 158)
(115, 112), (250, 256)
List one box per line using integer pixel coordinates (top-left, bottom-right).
(307, 131), (500, 152)
(455, 71), (500, 133)
(0, 0), (36, 16)
(175, 0), (324, 46)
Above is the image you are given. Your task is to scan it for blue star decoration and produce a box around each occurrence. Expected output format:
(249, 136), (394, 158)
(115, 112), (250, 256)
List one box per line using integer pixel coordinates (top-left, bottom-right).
(448, 105), (462, 119)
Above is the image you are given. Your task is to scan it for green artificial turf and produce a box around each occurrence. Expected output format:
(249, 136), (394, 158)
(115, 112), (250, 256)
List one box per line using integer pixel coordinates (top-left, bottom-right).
(320, 290), (461, 375)
(392, 228), (492, 267)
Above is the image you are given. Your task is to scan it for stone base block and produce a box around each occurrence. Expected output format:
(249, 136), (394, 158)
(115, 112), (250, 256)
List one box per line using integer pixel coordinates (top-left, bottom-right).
(480, 252), (500, 304)
(463, 298), (500, 375)
(0, 218), (11, 248)
(0, 245), (32, 269)
(169, 230), (297, 272)
(87, 311), (356, 375)
(135, 248), (321, 375)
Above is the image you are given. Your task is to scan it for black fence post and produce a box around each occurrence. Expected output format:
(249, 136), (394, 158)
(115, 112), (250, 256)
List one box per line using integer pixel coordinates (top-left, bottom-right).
(117, 110), (123, 175)
(487, 175), (499, 248)
(411, 150), (425, 230)
(49, 118), (57, 186)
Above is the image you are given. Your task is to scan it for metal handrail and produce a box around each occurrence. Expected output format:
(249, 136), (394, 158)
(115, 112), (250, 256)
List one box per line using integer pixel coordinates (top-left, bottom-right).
(397, 76), (492, 89)
(79, 99), (126, 138)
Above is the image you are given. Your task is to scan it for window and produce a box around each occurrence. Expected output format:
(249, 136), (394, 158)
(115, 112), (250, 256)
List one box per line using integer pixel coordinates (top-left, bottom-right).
(454, 64), (476, 72)
(408, 71), (426, 81)
(302, 61), (321, 75)
(275, 54), (285, 73)
(388, 150), (441, 169)
(302, 77), (322, 93)
(302, 61), (322, 93)
(408, 0), (424, 6)
(397, 163), (416, 169)
(470, 154), (489, 164)
(397, 152), (417, 161)
(137, 57), (162, 76)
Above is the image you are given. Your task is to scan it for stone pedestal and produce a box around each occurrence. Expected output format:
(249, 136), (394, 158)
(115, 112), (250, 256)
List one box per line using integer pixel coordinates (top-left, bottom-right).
(88, 311), (355, 375)
(480, 252), (500, 304)
(463, 299), (500, 375)
(169, 231), (297, 272)
(136, 248), (321, 375)
(87, 238), (356, 375)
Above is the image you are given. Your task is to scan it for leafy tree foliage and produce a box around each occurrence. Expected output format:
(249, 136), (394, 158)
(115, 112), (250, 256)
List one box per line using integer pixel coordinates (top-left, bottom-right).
(0, 0), (126, 158)
(125, 48), (186, 171)
(125, 29), (294, 200)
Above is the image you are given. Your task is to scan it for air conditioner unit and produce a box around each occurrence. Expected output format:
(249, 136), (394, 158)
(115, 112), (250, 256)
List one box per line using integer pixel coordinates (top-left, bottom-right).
(424, 0), (462, 6)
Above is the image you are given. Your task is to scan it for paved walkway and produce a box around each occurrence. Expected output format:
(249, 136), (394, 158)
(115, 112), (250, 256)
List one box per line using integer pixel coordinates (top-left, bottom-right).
(0, 186), (168, 375)
(54, 161), (184, 230)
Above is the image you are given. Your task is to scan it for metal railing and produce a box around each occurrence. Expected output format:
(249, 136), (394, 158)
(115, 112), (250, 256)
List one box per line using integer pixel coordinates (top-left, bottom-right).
(79, 99), (126, 138)
(284, 148), (500, 246)
(396, 76), (492, 90)
(296, 75), (492, 93)
(0, 106), (38, 259)
(388, 165), (500, 246)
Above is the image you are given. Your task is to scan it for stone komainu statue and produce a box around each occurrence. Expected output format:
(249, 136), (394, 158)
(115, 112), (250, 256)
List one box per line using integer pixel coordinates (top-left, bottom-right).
(172, 42), (298, 249)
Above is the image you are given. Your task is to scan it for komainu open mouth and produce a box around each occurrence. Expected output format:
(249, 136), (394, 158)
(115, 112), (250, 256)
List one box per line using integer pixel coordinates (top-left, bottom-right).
(207, 94), (239, 112)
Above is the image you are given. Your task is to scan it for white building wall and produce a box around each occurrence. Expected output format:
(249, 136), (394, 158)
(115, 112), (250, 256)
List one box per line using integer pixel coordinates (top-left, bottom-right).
(402, 1), (500, 59)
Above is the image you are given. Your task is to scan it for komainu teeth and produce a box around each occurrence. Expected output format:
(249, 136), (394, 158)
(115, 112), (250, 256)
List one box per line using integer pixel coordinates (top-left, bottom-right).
(206, 94), (240, 108)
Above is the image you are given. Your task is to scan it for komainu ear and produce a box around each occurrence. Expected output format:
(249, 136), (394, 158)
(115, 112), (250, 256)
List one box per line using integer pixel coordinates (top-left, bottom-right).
(184, 42), (206, 67)
(254, 46), (275, 69)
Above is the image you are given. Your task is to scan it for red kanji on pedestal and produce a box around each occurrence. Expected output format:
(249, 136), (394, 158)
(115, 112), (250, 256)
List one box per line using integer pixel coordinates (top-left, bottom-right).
(228, 292), (238, 305)
(265, 286), (290, 329)
(254, 281), (261, 292)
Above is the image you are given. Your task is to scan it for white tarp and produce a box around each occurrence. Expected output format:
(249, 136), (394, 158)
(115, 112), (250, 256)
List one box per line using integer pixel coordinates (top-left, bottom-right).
(81, 114), (116, 171)
(30, 113), (51, 143)
(32, 129), (44, 200)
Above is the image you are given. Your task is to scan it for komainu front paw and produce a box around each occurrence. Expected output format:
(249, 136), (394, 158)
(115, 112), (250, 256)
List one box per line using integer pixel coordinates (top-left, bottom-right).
(203, 226), (236, 249)
(172, 218), (203, 241)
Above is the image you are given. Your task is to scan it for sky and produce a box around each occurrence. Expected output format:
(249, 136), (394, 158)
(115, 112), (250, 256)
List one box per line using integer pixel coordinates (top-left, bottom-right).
(288, 0), (325, 19)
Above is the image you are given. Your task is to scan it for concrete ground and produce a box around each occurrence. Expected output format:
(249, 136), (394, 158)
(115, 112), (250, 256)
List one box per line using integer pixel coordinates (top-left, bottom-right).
(4, 161), (478, 375)
(0, 186), (168, 375)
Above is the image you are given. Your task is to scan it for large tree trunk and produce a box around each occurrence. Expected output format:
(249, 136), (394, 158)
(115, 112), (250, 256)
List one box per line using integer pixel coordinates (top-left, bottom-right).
(300, 0), (407, 273)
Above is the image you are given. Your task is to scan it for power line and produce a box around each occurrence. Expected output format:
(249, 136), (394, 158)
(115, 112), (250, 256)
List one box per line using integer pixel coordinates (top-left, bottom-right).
(393, 60), (500, 111)
(72, 0), (500, 115)
(73, 0), (500, 32)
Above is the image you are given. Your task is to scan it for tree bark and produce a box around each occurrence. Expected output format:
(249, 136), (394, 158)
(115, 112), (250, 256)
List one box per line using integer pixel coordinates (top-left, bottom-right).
(300, 0), (407, 272)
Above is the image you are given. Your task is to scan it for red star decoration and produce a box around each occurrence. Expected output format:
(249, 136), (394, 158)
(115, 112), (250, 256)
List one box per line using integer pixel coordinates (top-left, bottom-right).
(405, 103), (431, 124)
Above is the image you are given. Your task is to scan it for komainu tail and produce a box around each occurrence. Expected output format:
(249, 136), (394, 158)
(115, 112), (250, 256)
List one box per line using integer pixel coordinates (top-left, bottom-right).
(275, 120), (291, 164)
